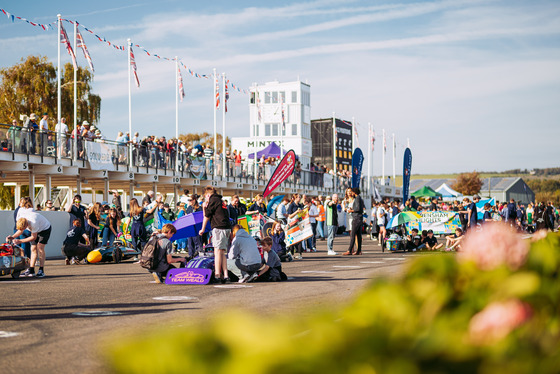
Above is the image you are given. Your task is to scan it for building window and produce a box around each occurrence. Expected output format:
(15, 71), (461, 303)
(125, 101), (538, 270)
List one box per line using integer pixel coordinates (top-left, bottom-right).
(280, 91), (286, 103)
(291, 91), (297, 103)
(265, 124), (271, 136)
(272, 124), (278, 136)
(264, 92), (271, 104)
(302, 91), (310, 106)
(272, 91), (278, 104)
(250, 92), (255, 104)
(253, 124), (259, 137)
(292, 124), (297, 136)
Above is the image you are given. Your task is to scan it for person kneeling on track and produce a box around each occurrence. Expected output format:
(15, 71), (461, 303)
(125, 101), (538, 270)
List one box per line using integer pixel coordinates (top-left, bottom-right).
(255, 237), (287, 282)
(62, 219), (91, 265)
(151, 224), (186, 283)
(227, 225), (265, 283)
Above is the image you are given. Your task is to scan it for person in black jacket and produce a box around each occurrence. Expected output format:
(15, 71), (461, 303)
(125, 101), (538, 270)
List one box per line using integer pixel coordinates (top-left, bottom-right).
(343, 188), (364, 255)
(199, 186), (232, 283)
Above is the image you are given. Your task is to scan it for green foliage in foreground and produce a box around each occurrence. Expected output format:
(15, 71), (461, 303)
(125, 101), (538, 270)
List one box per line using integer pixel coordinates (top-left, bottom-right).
(105, 231), (560, 374)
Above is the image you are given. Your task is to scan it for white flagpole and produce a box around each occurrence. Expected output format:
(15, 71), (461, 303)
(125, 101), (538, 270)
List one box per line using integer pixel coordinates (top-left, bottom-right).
(382, 129), (385, 183)
(175, 56), (179, 172)
(332, 112), (336, 175)
(127, 39), (133, 169)
(222, 72), (226, 178)
(213, 68), (217, 163)
(368, 122), (372, 195)
(407, 137), (410, 148)
(392, 133), (396, 184)
(73, 21), (77, 161)
(254, 84), (259, 179)
(280, 94), (284, 157)
(57, 14), (62, 160)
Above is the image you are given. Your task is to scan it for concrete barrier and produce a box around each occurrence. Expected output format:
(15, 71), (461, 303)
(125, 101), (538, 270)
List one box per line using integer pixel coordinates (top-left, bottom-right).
(0, 211), (73, 259)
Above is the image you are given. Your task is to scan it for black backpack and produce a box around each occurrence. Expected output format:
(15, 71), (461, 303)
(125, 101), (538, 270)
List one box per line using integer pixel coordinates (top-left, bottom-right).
(138, 236), (160, 271)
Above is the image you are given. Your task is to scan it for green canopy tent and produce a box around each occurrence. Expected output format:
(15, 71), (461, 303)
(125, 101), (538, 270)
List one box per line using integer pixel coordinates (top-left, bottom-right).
(410, 186), (443, 198)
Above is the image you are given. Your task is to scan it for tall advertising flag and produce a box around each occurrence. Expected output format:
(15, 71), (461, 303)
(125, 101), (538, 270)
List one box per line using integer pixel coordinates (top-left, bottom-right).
(263, 150), (296, 198)
(402, 148), (413, 202)
(351, 147), (364, 189)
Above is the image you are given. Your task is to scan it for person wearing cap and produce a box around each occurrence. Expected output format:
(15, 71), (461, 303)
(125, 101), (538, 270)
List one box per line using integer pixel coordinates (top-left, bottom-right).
(424, 229), (443, 250)
(160, 203), (176, 222)
(26, 113), (39, 154)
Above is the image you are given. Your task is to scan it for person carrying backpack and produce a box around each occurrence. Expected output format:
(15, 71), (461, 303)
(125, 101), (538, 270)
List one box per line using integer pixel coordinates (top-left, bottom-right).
(140, 224), (186, 283)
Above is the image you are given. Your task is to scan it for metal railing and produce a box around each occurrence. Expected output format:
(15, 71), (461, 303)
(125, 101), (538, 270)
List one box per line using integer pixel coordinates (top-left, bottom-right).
(0, 123), (362, 193)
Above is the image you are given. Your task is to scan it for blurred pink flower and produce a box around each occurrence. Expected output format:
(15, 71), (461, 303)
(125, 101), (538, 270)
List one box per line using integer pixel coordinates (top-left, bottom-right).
(459, 222), (529, 270)
(469, 299), (532, 343)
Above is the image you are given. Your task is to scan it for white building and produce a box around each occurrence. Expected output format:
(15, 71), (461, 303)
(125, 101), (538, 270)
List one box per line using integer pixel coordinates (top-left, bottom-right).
(231, 80), (312, 168)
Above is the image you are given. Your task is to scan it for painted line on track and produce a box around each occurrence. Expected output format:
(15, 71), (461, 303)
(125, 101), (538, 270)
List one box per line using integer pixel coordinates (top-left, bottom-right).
(332, 265), (361, 268)
(360, 261), (385, 264)
(0, 331), (20, 338)
(72, 311), (123, 317)
(153, 296), (198, 301)
(0, 280), (40, 284)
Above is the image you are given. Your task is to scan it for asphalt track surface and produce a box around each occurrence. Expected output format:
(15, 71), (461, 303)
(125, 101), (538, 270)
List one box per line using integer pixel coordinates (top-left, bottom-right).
(0, 236), (416, 374)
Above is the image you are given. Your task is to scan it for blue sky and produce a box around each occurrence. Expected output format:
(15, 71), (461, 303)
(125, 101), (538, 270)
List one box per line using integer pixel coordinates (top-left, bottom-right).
(0, 0), (559, 174)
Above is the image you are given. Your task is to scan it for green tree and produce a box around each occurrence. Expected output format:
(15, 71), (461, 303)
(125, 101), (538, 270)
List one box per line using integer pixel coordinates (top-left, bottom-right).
(452, 171), (483, 195)
(0, 55), (100, 131)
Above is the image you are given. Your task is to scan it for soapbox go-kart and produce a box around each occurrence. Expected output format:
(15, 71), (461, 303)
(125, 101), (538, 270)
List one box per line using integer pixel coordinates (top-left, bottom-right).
(0, 242), (30, 278)
(86, 233), (141, 264)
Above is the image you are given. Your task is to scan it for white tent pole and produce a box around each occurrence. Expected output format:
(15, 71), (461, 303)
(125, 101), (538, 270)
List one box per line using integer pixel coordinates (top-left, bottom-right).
(392, 133), (396, 183)
(382, 129), (385, 182)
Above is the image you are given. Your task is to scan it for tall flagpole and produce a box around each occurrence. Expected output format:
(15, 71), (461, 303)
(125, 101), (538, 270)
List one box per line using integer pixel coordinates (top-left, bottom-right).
(73, 21), (77, 161)
(57, 15), (62, 160)
(127, 38), (133, 169)
(213, 68), (217, 160)
(407, 138), (410, 148)
(368, 122), (372, 195)
(222, 72), (226, 178)
(392, 133), (396, 184)
(382, 129), (385, 183)
(175, 56), (179, 172)
(254, 84), (259, 179)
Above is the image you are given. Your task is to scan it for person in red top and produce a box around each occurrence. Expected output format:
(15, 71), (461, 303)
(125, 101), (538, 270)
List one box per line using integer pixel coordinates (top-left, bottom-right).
(234, 150), (242, 177)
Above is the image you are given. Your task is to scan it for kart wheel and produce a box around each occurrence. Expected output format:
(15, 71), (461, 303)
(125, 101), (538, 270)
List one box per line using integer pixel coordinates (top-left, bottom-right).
(113, 247), (123, 264)
(11, 271), (20, 279)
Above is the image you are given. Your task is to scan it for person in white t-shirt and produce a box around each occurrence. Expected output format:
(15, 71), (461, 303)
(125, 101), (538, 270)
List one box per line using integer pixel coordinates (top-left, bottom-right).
(7, 197), (52, 277)
(305, 197), (319, 252)
(54, 117), (69, 157)
(376, 202), (387, 246)
(370, 202), (378, 240)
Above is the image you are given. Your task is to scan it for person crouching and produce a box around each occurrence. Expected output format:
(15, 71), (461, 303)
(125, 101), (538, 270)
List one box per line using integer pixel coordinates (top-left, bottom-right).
(62, 219), (91, 264)
(227, 224), (265, 283)
(255, 237), (287, 282)
(151, 224), (186, 283)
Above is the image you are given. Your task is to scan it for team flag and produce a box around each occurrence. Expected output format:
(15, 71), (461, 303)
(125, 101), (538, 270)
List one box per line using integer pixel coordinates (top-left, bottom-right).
(130, 45), (140, 87)
(225, 79), (229, 112)
(178, 67), (185, 101)
(76, 26), (94, 72)
(215, 74), (220, 109)
(383, 129), (387, 153)
(371, 129), (376, 151)
(60, 22), (77, 69)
